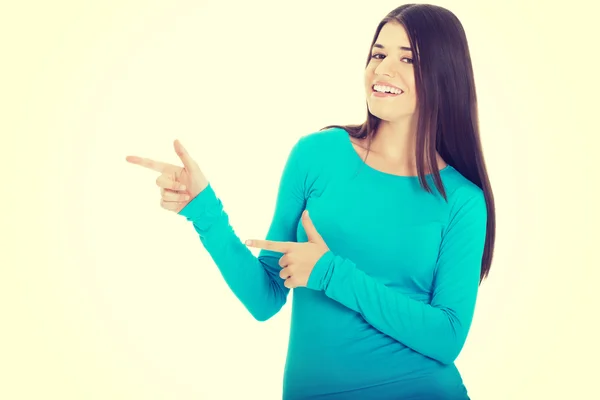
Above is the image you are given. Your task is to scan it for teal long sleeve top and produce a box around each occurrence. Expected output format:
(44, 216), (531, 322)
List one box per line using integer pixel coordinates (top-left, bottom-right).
(178, 127), (488, 399)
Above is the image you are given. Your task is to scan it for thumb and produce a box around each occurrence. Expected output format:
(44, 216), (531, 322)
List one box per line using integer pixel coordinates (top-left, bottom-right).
(174, 140), (198, 172)
(301, 210), (324, 244)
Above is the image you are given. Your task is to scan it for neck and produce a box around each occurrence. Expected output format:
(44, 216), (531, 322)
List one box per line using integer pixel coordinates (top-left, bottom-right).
(368, 116), (446, 174)
(370, 117), (418, 165)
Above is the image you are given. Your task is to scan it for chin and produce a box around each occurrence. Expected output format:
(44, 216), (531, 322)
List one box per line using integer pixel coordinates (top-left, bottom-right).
(368, 105), (416, 124)
(368, 107), (404, 123)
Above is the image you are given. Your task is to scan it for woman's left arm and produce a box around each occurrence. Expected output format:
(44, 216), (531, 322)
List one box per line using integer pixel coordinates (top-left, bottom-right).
(307, 191), (488, 365)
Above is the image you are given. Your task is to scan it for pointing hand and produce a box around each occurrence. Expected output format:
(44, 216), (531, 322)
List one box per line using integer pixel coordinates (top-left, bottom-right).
(126, 140), (209, 213)
(245, 210), (330, 289)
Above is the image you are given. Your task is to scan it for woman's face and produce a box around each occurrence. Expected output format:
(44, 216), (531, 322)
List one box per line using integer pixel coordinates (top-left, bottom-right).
(364, 22), (417, 123)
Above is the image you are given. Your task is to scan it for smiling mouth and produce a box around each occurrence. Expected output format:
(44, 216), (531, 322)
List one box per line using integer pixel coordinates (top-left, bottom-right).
(372, 84), (403, 94)
(372, 84), (404, 96)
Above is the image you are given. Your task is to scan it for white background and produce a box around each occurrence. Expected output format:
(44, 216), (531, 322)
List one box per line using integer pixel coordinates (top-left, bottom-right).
(1, 0), (597, 398)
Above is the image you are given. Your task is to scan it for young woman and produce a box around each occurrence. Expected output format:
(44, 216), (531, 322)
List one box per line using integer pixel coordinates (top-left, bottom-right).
(127, 4), (496, 399)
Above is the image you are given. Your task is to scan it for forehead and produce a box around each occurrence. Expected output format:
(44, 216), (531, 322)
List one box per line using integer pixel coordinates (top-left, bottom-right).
(374, 22), (411, 48)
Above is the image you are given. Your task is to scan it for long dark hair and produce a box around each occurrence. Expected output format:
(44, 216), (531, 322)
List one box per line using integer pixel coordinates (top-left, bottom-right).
(323, 4), (496, 282)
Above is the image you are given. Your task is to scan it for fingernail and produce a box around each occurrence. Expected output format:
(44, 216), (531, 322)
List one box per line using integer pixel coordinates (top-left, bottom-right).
(180, 185), (186, 190)
(245, 240), (253, 246)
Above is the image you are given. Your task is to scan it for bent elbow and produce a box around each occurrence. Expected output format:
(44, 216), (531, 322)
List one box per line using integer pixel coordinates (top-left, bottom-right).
(435, 349), (460, 365)
(433, 339), (466, 365)
(246, 294), (287, 322)
(251, 310), (275, 322)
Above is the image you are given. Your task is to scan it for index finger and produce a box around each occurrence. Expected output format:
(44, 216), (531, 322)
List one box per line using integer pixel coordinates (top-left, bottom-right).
(245, 239), (294, 253)
(126, 156), (177, 173)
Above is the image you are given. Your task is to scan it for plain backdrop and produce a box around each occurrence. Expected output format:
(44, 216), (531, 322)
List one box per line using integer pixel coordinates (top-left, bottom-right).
(1, 0), (598, 399)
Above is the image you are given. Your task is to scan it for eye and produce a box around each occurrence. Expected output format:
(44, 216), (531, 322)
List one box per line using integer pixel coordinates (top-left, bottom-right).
(370, 53), (413, 64)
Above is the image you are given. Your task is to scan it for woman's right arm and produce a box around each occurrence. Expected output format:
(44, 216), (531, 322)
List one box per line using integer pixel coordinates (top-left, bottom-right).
(177, 138), (308, 321)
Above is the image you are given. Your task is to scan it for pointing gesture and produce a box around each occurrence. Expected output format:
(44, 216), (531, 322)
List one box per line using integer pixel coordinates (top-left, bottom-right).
(246, 210), (330, 289)
(126, 140), (209, 213)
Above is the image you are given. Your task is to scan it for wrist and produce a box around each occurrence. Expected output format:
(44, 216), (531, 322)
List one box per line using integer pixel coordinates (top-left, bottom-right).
(306, 251), (336, 291)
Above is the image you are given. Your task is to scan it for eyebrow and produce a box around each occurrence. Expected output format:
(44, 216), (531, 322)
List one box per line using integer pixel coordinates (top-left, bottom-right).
(372, 43), (412, 52)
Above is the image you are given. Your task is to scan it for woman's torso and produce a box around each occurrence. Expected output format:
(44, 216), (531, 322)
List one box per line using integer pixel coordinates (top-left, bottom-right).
(280, 128), (471, 399)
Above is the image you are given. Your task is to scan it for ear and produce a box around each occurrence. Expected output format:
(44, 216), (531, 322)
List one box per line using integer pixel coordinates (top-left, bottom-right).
(301, 210), (325, 244)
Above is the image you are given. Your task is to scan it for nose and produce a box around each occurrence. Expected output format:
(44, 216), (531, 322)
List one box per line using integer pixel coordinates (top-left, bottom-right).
(374, 57), (397, 78)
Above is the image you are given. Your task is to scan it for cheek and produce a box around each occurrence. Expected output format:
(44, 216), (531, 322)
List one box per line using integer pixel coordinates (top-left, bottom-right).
(364, 67), (375, 84)
(406, 74), (416, 92)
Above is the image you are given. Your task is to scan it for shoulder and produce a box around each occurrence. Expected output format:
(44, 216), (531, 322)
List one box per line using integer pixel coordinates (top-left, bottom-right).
(293, 126), (347, 154)
(442, 168), (488, 223)
(443, 167), (484, 201)
(284, 127), (348, 190)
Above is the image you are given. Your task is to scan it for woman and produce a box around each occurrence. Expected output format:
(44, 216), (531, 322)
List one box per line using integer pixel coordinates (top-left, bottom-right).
(127, 4), (496, 399)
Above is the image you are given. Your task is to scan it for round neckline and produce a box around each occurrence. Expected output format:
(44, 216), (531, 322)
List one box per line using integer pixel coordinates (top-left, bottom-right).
(339, 128), (453, 179)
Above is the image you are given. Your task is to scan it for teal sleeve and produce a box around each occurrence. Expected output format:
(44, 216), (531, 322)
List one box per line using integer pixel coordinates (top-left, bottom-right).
(178, 138), (308, 321)
(306, 191), (488, 364)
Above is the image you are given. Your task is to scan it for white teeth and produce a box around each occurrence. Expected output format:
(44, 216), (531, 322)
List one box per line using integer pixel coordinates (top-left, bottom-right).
(373, 84), (403, 94)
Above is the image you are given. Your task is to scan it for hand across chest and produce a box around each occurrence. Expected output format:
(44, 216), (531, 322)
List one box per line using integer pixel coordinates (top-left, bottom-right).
(300, 184), (446, 290)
